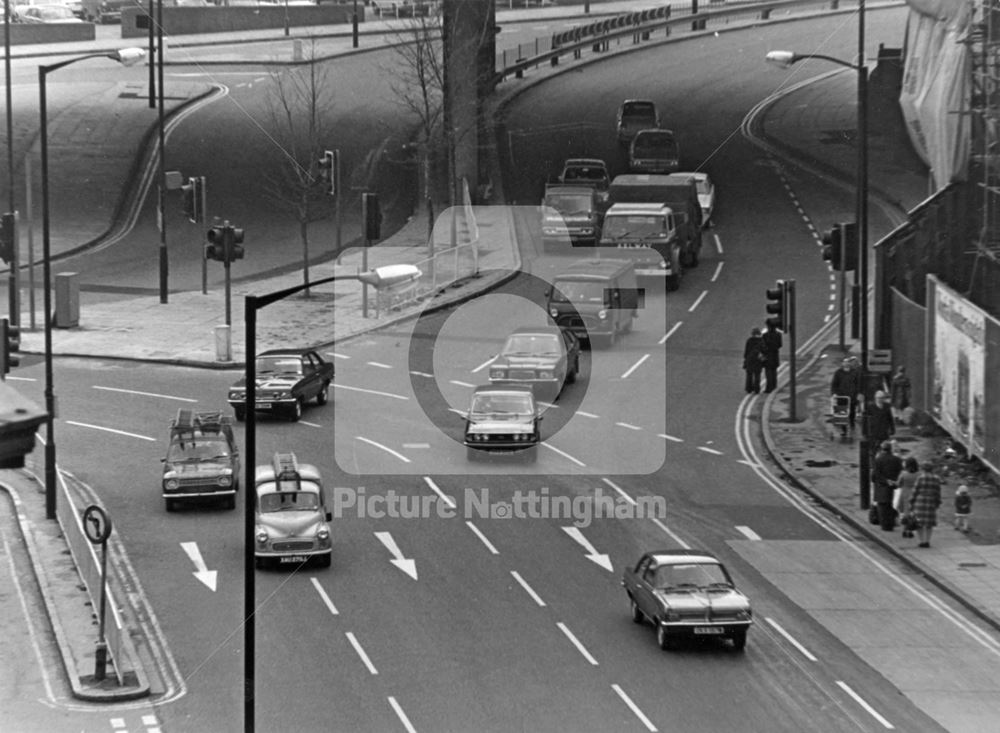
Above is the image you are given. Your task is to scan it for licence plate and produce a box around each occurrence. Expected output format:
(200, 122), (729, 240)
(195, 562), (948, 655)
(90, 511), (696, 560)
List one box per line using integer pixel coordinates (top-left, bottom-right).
(278, 555), (308, 564)
(255, 402), (271, 409)
(693, 627), (724, 635)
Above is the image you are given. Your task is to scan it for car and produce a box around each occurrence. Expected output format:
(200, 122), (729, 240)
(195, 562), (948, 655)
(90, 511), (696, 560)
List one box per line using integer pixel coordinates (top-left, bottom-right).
(488, 325), (580, 400)
(463, 385), (541, 462)
(80, 0), (133, 24)
(254, 452), (332, 569)
(616, 99), (660, 145)
(557, 157), (611, 204)
(622, 549), (753, 652)
(16, 4), (82, 21)
(227, 348), (334, 422)
(57, 0), (84, 17)
(685, 171), (715, 227)
(541, 184), (602, 249)
(161, 409), (240, 512)
(628, 129), (680, 174)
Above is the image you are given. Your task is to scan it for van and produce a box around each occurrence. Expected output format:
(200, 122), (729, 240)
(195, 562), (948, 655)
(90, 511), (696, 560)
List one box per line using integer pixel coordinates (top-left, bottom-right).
(608, 173), (702, 267)
(541, 184), (602, 249)
(546, 259), (641, 348)
(600, 202), (683, 290)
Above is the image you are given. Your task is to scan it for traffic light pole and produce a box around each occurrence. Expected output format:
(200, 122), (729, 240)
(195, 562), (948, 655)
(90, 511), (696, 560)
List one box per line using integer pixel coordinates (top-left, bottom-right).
(787, 280), (796, 422)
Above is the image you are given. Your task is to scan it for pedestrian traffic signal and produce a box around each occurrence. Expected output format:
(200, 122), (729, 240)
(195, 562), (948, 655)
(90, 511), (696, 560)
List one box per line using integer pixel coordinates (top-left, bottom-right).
(821, 223), (857, 271)
(840, 222), (858, 271)
(0, 213), (16, 265)
(317, 150), (335, 196)
(182, 176), (204, 224)
(1, 318), (21, 375)
(765, 280), (788, 331)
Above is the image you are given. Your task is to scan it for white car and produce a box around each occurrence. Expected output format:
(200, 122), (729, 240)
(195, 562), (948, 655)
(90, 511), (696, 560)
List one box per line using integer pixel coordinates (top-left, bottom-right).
(681, 171), (715, 227)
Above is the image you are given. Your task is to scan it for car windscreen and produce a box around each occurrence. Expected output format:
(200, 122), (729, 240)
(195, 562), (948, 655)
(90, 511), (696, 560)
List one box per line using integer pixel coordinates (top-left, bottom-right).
(471, 393), (534, 416)
(603, 215), (669, 239)
(562, 167), (606, 184)
(502, 333), (561, 356)
(551, 280), (607, 304)
(545, 193), (593, 214)
(167, 437), (231, 462)
(653, 562), (730, 589)
(256, 355), (302, 375)
(258, 489), (321, 513)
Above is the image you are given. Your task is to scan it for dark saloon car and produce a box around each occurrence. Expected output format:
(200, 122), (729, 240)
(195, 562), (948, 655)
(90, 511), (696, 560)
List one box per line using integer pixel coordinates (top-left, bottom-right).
(622, 549), (753, 651)
(463, 386), (541, 462)
(228, 348), (334, 422)
(616, 99), (660, 145)
(488, 326), (580, 401)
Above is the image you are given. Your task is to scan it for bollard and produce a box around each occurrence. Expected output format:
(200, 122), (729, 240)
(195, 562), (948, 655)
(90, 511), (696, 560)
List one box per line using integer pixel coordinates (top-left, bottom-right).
(215, 324), (232, 362)
(95, 640), (108, 681)
(54, 272), (80, 328)
(292, 39), (303, 62)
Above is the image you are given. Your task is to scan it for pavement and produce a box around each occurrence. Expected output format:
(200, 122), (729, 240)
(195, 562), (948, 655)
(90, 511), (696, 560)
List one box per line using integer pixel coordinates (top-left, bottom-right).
(1, 0), (999, 707)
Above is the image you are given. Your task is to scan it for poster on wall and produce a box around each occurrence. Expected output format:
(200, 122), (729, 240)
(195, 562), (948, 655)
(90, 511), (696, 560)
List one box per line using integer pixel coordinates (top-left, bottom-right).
(927, 276), (999, 471)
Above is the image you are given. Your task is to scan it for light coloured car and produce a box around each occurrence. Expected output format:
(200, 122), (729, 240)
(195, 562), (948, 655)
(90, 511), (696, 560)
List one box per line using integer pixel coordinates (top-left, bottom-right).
(17, 4), (82, 21)
(254, 453), (332, 569)
(463, 385), (541, 462)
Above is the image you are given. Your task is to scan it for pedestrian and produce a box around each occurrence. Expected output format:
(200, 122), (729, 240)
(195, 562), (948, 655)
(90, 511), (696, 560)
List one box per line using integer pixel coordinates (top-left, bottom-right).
(954, 484), (972, 533)
(742, 327), (765, 394)
(761, 322), (783, 393)
(830, 357), (861, 435)
(871, 441), (903, 531)
(890, 366), (911, 424)
(909, 461), (943, 548)
(896, 456), (920, 538)
(866, 390), (895, 458)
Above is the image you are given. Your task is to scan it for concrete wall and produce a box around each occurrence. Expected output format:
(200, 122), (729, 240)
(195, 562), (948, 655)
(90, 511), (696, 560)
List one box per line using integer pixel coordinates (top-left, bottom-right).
(8, 23), (96, 45)
(121, 5), (360, 38)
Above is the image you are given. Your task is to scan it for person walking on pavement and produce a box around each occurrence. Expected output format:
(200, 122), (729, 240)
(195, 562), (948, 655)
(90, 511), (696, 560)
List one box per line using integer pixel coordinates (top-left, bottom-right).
(896, 456), (920, 538)
(953, 484), (972, 533)
(830, 357), (861, 435)
(761, 322), (782, 393)
(866, 390), (895, 459)
(743, 327), (766, 394)
(909, 461), (944, 548)
(871, 441), (903, 531)
(890, 366), (911, 424)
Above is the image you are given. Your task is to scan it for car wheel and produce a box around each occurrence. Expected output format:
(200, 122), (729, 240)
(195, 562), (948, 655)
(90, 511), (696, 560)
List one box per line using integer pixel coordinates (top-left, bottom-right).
(657, 623), (672, 650)
(233, 405), (245, 422)
(225, 495), (236, 511)
(165, 498), (177, 512)
(730, 629), (747, 652)
(316, 382), (330, 405)
(666, 272), (681, 292)
(317, 553), (332, 569)
(566, 357), (578, 384)
(289, 399), (302, 422)
(629, 597), (643, 624)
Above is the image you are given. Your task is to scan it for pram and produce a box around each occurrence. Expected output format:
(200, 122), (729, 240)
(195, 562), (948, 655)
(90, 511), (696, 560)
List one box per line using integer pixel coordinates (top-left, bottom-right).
(828, 395), (852, 441)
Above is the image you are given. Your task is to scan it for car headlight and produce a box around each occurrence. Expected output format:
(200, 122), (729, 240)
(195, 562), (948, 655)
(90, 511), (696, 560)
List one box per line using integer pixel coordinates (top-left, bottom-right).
(598, 309), (607, 320)
(664, 610), (681, 622)
(256, 530), (269, 545)
(317, 526), (330, 542)
(164, 478), (179, 491)
(490, 368), (505, 379)
(538, 370), (553, 379)
(549, 308), (558, 319)
(228, 391), (243, 400)
(580, 227), (593, 235)
(218, 475), (232, 487)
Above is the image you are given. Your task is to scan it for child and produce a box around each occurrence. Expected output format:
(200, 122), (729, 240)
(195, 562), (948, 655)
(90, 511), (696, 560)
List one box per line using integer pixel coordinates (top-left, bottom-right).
(954, 485), (972, 533)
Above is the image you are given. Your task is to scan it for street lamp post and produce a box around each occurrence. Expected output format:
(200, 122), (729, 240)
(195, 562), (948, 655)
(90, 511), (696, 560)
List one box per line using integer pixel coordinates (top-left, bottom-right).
(39, 48), (146, 519)
(766, 35), (872, 508)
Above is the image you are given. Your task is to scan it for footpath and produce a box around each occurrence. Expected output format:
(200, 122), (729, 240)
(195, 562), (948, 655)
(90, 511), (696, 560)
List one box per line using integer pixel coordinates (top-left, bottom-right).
(1, 0), (998, 707)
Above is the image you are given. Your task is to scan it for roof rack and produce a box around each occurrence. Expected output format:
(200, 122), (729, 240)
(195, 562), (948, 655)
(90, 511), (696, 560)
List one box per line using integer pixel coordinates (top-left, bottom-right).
(272, 452), (300, 481)
(170, 409), (231, 437)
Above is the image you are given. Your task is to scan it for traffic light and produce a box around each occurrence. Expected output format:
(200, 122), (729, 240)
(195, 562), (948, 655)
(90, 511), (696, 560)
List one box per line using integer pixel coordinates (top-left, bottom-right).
(765, 280), (788, 331)
(226, 225), (245, 261)
(840, 222), (858, 271)
(317, 150), (335, 196)
(363, 192), (381, 241)
(1, 318), (21, 375)
(206, 225), (225, 261)
(821, 224), (841, 268)
(182, 176), (204, 223)
(0, 213), (15, 265)
(821, 223), (857, 271)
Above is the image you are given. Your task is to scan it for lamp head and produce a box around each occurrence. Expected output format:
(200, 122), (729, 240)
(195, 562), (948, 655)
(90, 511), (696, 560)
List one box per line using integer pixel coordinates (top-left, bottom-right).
(765, 50), (797, 69)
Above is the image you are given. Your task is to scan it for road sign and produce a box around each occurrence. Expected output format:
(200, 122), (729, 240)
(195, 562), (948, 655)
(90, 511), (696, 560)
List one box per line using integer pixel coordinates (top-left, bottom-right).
(868, 349), (892, 373)
(82, 504), (112, 544)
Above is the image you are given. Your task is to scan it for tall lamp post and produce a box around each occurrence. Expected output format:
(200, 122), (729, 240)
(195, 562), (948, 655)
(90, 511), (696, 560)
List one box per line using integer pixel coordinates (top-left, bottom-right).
(39, 48), (146, 519)
(766, 37), (872, 508)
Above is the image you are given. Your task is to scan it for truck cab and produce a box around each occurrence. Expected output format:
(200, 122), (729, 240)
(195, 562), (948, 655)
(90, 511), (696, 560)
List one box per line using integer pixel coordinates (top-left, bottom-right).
(599, 203), (683, 290)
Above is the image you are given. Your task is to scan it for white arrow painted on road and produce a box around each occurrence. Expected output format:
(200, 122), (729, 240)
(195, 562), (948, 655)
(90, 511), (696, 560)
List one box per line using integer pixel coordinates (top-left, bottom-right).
(180, 542), (217, 592)
(562, 527), (613, 572)
(374, 532), (418, 580)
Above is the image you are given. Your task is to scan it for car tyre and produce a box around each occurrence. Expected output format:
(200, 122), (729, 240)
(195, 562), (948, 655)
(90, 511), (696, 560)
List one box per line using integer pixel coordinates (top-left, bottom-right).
(233, 405), (246, 422)
(316, 382), (330, 405)
(254, 557), (264, 570)
(289, 399), (302, 422)
(318, 553), (332, 568)
(165, 498), (177, 512)
(224, 494), (236, 511)
(566, 357), (578, 384)
(629, 597), (643, 624)
(657, 623), (673, 651)
(730, 629), (747, 652)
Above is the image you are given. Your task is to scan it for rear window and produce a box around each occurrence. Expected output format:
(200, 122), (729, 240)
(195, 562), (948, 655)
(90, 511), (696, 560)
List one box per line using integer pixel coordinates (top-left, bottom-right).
(632, 133), (678, 157)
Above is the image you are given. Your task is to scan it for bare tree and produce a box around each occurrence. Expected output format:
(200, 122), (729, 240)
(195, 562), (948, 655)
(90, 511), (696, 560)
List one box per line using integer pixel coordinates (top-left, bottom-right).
(261, 41), (336, 297)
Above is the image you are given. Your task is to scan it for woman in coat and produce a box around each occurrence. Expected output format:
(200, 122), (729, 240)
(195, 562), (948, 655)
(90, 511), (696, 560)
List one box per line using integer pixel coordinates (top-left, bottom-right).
(895, 456), (920, 537)
(743, 327), (765, 394)
(909, 461), (943, 547)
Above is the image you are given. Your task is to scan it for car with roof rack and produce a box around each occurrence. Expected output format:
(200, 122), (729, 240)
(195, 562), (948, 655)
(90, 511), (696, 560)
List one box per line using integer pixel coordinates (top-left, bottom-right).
(162, 409), (240, 511)
(254, 452), (332, 569)
(227, 347), (334, 422)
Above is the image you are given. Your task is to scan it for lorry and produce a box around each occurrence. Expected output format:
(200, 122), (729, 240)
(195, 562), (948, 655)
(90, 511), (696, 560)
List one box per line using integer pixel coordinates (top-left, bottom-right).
(541, 184), (602, 249)
(608, 173), (703, 268)
(599, 203), (683, 290)
(545, 258), (641, 347)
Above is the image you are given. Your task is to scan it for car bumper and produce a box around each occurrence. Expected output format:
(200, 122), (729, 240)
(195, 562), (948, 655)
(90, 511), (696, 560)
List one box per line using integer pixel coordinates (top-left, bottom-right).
(464, 437), (539, 451)
(228, 397), (297, 411)
(163, 487), (236, 500)
(658, 619), (752, 637)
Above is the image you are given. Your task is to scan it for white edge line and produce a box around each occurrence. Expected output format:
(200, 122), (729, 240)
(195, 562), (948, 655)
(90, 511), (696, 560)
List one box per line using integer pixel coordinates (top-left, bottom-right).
(355, 437), (411, 463)
(366, 361), (392, 369)
(335, 383), (409, 400)
(835, 681), (895, 729)
(467, 521), (499, 554)
(345, 632), (378, 675)
(540, 442), (586, 466)
(687, 290), (708, 312)
(424, 476), (456, 509)
(615, 422), (642, 431)
(650, 517), (690, 549)
(576, 411), (600, 418)
(92, 385), (198, 402)
(64, 421), (157, 441)
(556, 621), (598, 665)
(697, 446), (723, 455)
(310, 577), (339, 616)
(602, 478), (636, 506)
(612, 684), (657, 732)
(387, 697), (418, 733)
(511, 570), (546, 607)
(764, 617), (817, 662)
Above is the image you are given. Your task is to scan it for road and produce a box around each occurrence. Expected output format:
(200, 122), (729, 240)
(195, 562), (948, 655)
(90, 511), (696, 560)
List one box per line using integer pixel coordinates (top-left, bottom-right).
(5, 5), (998, 733)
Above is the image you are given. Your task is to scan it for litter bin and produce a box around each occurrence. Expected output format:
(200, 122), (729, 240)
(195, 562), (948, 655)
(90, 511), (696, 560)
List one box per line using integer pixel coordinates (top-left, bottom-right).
(54, 272), (79, 328)
(215, 325), (231, 363)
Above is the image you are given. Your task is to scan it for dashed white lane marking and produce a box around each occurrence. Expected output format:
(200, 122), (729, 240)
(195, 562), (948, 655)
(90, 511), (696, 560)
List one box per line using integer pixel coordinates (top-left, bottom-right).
(311, 577), (339, 615)
(711, 261), (724, 282)
(326, 351), (350, 359)
(402, 443), (429, 449)
(450, 379), (476, 388)
(64, 421), (157, 441)
(615, 422), (642, 431)
(621, 353), (650, 379)
(697, 446), (723, 455)
(688, 290), (708, 312)
(612, 684), (658, 732)
(335, 383), (409, 400)
(541, 442), (585, 466)
(735, 525), (761, 541)
(346, 632), (378, 675)
(471, 356), (495, 373)
(388, 696), (418, 733)
(557, 622), (598, 665)
(602, 478), (636, 506)
(93, 385), (197, 402)
(111, 717), (126, 729)
(424, 476), (455, 509)
(651, 517), (690, 548)
(355, 437), (411, 463)
(659, 321), (682, 345)
(467, 521), (499, 554)
(511, 570), (546, 607)
(366, 361), (392, 369)
(659, 433), (683, 442)
(713, 232), (723, 254)
(576, 410), (600, 418)
(765, 617), (817, 662)
(410, 370), (434, 378)
(299, 420), (323, 428)
(835, 681), (895, 729)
